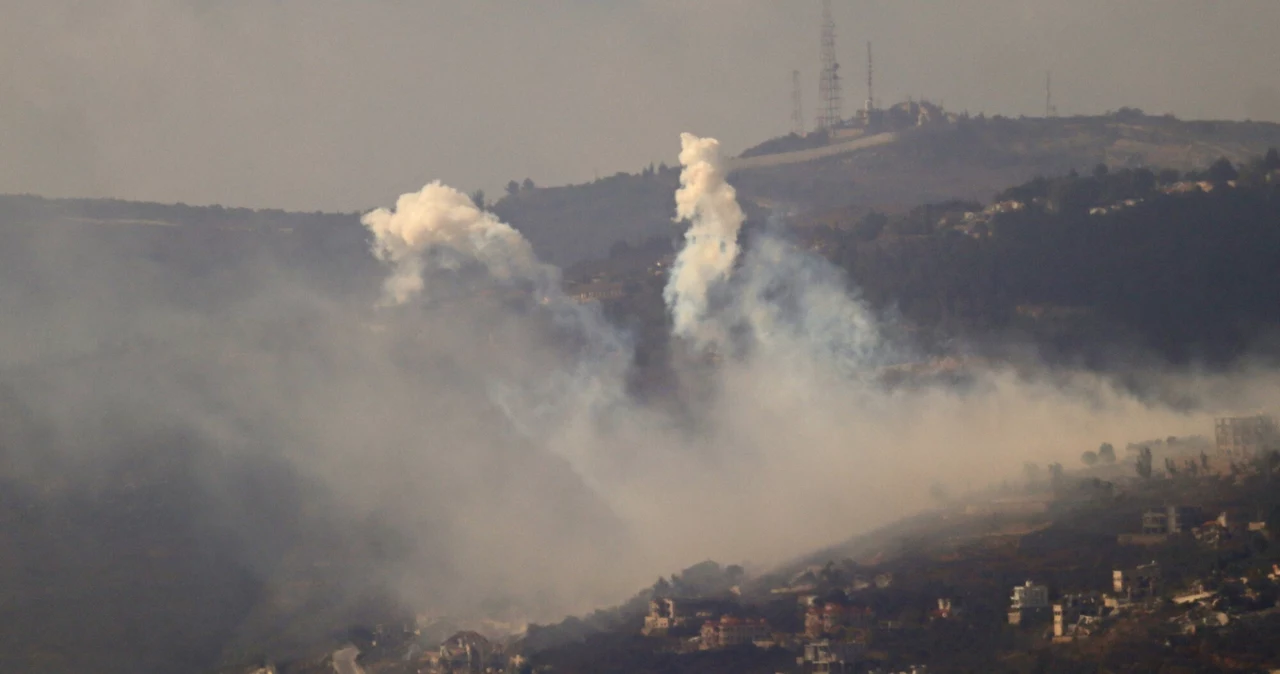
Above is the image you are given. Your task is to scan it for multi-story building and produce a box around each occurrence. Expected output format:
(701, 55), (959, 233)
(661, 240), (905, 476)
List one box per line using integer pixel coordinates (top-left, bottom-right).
(1113, 562), (1161, 601)
(804, 604), (874, 638)
(1215, 415), (1279, 460)
(1008, 581), (1050, 625)
(642, 598), (737, 636)
(699, 615), (770, 649)
(797, 639), (863, 673)
(1142, 505), (1204, 535)
(1052, 593), (1103, 638)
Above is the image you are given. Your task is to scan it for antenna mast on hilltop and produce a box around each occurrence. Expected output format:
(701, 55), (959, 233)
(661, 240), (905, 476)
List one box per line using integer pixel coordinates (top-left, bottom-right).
(865, 41), (874, 117)
(791, 69), (805, 135)
(816, 0), (842, 131)
(1045, 71), (1057, 117)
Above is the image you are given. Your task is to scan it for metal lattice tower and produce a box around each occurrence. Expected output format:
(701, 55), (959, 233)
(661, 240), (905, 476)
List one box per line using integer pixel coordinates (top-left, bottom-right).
(865, 41), (874, 117)
(816, 0), (842, 131)
(791, 70), (805, 135)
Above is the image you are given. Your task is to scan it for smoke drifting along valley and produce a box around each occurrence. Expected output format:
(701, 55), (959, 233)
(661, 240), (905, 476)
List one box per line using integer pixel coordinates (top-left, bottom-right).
(347, 134), (1280, 621)
(2, 133), (1279, 670)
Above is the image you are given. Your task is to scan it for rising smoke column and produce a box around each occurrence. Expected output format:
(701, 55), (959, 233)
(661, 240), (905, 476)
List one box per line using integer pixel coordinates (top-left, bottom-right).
(664, 134), (746, 341)
(362, 182), (539, 305)
(360, 180), (635, 492)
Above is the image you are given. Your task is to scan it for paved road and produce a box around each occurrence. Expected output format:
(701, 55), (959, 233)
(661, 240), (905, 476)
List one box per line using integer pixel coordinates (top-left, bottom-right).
(726, 131), (899, 171)
(332, 646), (365, 674)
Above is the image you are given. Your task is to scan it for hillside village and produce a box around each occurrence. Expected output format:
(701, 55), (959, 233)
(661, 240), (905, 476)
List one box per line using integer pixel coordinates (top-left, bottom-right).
(242, 413), (1280, 674)
(555, 146), (1280, 400)
(493, 107), (1280, 268)
(3, 127), (1280, 674)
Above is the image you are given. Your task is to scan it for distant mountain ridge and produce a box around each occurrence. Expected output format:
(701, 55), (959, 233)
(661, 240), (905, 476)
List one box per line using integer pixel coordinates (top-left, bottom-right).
(494, 110), (1280, 266)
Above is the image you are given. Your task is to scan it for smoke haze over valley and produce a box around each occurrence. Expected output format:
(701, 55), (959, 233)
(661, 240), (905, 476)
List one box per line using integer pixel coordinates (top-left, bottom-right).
(5, 3), (1280, 673)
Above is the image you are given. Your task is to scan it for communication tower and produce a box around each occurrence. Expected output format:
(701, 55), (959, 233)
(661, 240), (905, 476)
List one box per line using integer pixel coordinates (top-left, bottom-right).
(865, 41), (874, 117)
(791, 70), (805, 135)
(816, 0), (842, 131)
(1045, 71), (1057, 117)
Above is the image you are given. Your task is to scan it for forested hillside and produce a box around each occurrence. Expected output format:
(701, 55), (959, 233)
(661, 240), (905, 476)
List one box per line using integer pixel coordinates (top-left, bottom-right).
(496, 111), (1280, 267)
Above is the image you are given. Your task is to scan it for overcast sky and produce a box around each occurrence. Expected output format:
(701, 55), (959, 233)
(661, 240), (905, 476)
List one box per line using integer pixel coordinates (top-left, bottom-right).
(2, 0), (1278, 211)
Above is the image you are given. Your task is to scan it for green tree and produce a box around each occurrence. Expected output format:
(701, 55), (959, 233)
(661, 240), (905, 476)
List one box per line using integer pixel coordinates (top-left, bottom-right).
(1081, 450), (1099, 466)
(1048, 462), (1065, 490)
(1136, 446), (1153, 479)
(522, 177), (536, 191)
(1267, 505), (1280, 535)
(1257, 449), (1280, 482)
(505, 180), (520, 197)
(1206, 157), (1239, 183)
(1098, 442), (1116, 464)
(853, 210), (888, 242)
(1263, 147), (1280, 172)
(1023, 462), (1042, 487)
(469, 189), (486, 210)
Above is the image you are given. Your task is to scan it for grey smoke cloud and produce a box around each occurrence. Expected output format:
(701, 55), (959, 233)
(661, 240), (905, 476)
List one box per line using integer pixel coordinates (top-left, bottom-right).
(5, 131), (1280, 674)
(2, 0), (1278, 210)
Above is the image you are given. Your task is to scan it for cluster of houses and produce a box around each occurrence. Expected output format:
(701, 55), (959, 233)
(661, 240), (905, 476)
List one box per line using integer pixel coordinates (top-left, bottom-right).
(339, 414), (1278, 674)
(639, 596), (857, 670)
(637, 567), (907, 672)
(945, 169), (1280, 241)
(1008, 559), (1164, 640)
(641, 597), (778, 652)
(1010, 505), (1276, 644)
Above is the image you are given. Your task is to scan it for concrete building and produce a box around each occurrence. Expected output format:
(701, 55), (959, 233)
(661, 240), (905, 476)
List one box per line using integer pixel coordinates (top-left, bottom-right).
(1215, 415), (1279, 460)
(437, 631), (492, 674)
(1143, 505), (1204, 535)
(1113, 563), (1161, 601)
(804, 604), (873, 638)
(642, 598), (736, 635)
(1053, 593), (1104, 638)
(699, 615), (770, 649)
(1008, 581), (1050, 625)
(569, 280), (624, 304)
(798, 639), (863, 673)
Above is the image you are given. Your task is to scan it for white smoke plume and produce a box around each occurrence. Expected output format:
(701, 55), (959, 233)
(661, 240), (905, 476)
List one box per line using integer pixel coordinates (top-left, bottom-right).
(360, 179), (635, 493)
(664, 133), (746, 342)
(362, 182), (540, 304)
(11, 130), (1280, 674)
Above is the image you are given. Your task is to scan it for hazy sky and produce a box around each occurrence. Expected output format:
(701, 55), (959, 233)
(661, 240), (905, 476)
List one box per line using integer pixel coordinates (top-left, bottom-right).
(2, 0), (1278, 211)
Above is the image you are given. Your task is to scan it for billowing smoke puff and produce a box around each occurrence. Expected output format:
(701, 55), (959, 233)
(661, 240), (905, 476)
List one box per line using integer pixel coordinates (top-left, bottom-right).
(362, 182), (539, 304)
(664, 133), (745, 342)
(731, 229), (890, 376)
(361, 179), (635, 488)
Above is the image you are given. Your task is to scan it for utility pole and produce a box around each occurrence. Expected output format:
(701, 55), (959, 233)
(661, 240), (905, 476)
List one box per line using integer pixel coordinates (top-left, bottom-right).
(791, 69), (805, 135)
(816, 0), (842, 131)
(1045, 71), (1057, 117)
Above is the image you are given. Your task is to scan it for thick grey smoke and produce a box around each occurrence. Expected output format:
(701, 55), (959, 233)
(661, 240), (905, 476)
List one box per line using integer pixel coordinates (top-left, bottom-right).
(6, 131), (1280, 674)
(350, 134), (1280, 594)
(359, 181), (635, 494)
